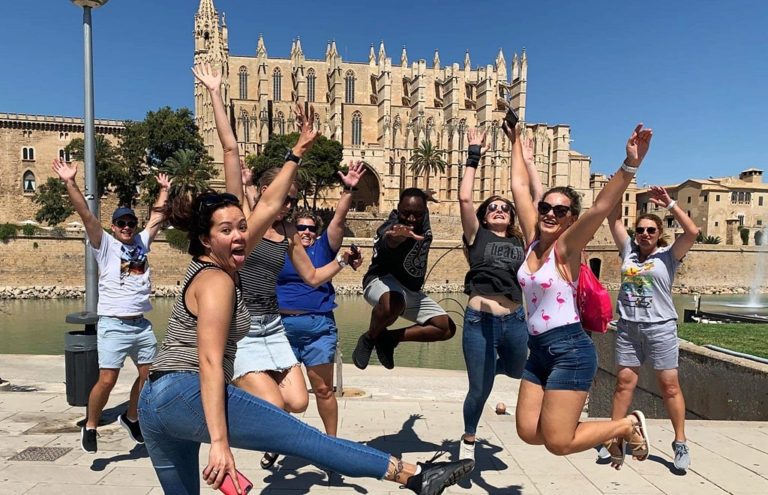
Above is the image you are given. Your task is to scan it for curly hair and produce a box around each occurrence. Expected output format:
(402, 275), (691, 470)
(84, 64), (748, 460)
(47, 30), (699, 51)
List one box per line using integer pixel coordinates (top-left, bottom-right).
(293, 207), (324, 232)
(635, 213), (669, 247)
(543, 186), (582, 217)
(475, 195), (522, 241)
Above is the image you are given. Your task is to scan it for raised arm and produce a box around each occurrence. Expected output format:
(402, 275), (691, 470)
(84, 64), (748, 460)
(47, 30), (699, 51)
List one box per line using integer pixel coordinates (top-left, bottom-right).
(648, 186), (699, 261)
(607, 199), (630, 250)
(244, 103), (318, 254)
(458, 127), (486, 245)
(504, 123), (537, 246)
(51, 158), (103, 249)
(145, 173), (171, 243)
(287, 224), (359, 287)
(522, 133), (544, 205)
(560, 124), (653, 261)
(191, 270), (241, 493)
(327, 160), (366, 252)
(240, 161), (257, 213)
(193, 63), (242, 201)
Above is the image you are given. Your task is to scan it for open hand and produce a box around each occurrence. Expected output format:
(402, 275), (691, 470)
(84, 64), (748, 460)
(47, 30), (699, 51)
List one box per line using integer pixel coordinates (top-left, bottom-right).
(522, 134), (535, 166)
(424, 188), (439, 203)
(203, 442), (240, 493)
(155, 172), (172, 191)
(52, 158), (77, 183)
(467, 127), (487, 154)
(625, 123), (653, 167)
(385, 224), (425, 241)
(648, 186), (673, 208)
(338, 160), (366, 189)
(192, 63), (223, 93)
(294, 102), (319, 154)
(240, 160), (253, 186)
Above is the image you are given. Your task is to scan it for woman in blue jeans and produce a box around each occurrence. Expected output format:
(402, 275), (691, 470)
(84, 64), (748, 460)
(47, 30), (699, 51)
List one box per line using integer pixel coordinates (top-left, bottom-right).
(456, 127), (539, 461)
(505, 120), (652, 458)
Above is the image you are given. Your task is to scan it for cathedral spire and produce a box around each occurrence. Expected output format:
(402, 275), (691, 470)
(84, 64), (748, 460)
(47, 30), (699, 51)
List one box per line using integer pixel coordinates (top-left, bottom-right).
(256, 33), (267, 58)
(197, 0), (216, 19)
(433, 49), (440, 70)
(295, 36), (303, 57)
(464, 49), (471, 69)
(401, 45), (408, 68)
(369, 44), (376, 66)
(495, 47), (506, 80)
(378, 40), (386, 63)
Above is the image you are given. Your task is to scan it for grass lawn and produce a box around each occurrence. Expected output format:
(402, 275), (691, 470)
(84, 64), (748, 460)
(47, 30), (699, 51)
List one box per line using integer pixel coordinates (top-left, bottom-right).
(678, 323), (768, 359)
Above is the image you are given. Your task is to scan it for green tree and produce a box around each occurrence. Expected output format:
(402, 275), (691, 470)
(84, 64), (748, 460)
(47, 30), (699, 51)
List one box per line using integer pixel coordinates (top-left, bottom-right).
(409, 139), (447, 190)
(143, 149), (217, 202)
(33, 177), (75, 226)
(246, 132), (343, 209)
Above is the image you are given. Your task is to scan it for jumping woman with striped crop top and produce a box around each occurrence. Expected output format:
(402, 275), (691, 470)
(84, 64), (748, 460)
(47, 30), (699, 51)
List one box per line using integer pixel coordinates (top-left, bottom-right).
(505, 121), (653, 460)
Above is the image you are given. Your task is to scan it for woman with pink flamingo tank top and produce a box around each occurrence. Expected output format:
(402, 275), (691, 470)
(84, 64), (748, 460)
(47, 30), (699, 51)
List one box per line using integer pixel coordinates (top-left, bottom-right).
(504, 120), (651, 461)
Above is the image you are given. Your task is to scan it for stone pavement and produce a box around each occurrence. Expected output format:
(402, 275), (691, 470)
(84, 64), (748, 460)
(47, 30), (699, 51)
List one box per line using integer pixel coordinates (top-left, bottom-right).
(0, 354), (766, 494)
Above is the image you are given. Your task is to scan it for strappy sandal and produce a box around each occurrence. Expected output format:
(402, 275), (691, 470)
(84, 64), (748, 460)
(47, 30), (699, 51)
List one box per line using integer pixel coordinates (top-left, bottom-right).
(627, 410), (650, 461)
(260, 452), (279, 469)
(604, 437), (625, 469)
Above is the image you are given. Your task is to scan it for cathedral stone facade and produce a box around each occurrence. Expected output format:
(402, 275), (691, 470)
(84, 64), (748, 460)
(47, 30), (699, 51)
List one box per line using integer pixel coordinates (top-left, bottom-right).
(193, 0), (608, 217)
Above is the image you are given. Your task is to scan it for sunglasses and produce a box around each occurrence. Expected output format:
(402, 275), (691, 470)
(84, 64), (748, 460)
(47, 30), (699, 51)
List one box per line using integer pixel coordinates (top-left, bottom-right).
(115, 219), (137, 229)
(635, 227), (658, 235)
(487, 203), (512, 214)
(284, 196), (299, 208)
(198, 192), (240, 213)
(537, 201), (571, 218)
(296, 224), (318, 233)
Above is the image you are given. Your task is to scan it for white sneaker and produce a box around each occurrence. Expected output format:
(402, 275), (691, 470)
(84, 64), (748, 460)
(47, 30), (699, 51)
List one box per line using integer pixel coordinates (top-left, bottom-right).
(459, 436), (475, 461)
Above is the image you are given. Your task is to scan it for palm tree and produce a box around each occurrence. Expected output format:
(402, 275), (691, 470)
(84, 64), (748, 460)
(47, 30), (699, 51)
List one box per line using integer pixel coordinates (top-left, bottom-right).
(159, 148), (217, 198)
(409, 139), (447, 190)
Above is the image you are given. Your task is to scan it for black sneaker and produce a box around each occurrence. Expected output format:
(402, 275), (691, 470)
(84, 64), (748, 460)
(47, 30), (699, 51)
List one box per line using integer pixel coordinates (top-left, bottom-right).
(81, 426), (98, 454)
(405, 459), (474, 495)
(375, 331), (398, 370)
(119, 413), (144, 444)
(352, 333), (375, 369)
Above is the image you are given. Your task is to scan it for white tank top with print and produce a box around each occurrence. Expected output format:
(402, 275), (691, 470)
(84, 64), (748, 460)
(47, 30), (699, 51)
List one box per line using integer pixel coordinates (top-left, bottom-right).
(516, 240), (580, 335)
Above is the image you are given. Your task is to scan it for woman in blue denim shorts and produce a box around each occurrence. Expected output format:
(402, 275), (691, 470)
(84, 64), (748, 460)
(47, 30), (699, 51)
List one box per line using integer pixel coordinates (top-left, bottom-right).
(276, 160), (367, 440)
(505, 121), (652, 459)
(140, 162), (473, 494)
(455, 127), (541, 461)
(604, 188), (698, 471)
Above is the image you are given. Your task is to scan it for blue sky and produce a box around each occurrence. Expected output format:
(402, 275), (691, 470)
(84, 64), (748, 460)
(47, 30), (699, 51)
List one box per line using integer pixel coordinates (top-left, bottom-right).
(1, 0), (766, 186)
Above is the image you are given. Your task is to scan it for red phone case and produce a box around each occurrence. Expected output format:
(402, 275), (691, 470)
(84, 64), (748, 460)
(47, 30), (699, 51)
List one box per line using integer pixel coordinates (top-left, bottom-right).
(219, 470), (253, 495)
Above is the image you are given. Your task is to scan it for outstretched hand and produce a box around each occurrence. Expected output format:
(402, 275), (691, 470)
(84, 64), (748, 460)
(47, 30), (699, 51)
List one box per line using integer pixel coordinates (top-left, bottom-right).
(522, 134), (535, 166)
(52, 158), (77, 183)
(424, 188), (439, 203)
(338, 160), (366, 188)
(192, 63), (223, 93)
(648, 186), (673, 208)
(625, 123), (653, 167)
(240, 160), (253, 186)
(384, 224), (425, 241)
(467, 127), (487, 154)
(155, 172), (172, 191)
(293, 102), (319, 154)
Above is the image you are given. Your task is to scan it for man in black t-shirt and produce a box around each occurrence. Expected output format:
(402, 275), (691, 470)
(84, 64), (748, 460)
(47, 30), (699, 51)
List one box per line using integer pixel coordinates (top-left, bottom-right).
(353, 188), (456, 370)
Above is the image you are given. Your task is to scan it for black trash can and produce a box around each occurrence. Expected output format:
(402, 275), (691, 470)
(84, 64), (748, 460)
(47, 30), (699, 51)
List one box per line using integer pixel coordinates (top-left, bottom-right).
(65, 330), (99, 407)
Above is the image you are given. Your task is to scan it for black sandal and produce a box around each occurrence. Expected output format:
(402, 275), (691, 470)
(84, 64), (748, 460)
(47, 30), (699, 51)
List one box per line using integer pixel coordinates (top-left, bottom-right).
(260, 452), (279, 469)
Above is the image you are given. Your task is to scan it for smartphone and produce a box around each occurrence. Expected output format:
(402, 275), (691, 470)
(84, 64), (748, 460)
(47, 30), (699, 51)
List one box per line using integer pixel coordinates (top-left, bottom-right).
(219, 470), (253, 495)
(504, 105), (519, 129)
(349, 243), (362, 270)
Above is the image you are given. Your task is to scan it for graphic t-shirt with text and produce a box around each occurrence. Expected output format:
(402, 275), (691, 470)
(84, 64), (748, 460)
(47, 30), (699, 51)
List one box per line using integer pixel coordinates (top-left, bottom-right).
(617, 238), (680, 323)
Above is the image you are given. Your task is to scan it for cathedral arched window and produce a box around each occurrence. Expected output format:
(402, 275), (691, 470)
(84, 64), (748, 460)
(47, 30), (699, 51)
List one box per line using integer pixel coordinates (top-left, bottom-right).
(22, 147), (35, 161)
(240, 110), (250, 142)
(239, 66), (248, 100)
(23, 170), (36, 193)
(307, 68), (316, 103)
(351, 111), (362, 146)
(277, 112), (286, 135)
(345, 70), (356, 104)
(273, 68), (282, 101)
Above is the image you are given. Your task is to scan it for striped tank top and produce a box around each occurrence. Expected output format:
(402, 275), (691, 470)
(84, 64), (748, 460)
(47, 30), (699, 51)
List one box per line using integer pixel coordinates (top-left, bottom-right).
(240, 236), (289, 316)
(150, 259), (251, 383)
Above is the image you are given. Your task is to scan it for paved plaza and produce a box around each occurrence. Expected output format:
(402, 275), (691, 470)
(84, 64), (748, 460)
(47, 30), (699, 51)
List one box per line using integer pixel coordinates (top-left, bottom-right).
(0, 354), (765, 494)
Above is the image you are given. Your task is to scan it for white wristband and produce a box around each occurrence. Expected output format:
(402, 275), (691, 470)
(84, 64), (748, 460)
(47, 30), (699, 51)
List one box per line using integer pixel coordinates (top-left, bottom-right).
(666, 200), (677, 211)
(620, 160), (638, 175)
(335, 253), (348, 268)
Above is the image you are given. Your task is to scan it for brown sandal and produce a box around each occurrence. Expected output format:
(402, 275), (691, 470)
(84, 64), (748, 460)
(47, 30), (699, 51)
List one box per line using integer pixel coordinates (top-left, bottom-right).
(627, 410), (650, 461)
(604, 438), (625, 469)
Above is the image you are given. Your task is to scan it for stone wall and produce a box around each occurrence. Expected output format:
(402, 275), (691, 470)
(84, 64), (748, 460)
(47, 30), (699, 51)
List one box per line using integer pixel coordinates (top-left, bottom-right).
(1, 235), (766, 299)
(589, 330), (768, 421)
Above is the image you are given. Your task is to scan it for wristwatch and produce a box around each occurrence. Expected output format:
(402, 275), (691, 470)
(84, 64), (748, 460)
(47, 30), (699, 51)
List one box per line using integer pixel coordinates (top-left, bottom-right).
(284, 150), (303, 166)
(335, 253), (348, 268)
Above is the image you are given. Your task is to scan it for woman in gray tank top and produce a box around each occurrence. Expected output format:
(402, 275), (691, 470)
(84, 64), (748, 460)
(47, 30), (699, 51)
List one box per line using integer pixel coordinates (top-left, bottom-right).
(603, 187), (698, 471)
(456, 127), (542, 462)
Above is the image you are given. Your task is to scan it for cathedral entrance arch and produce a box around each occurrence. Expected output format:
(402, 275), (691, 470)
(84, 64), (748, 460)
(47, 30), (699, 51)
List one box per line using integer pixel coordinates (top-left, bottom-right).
(354, 164), (380, 212)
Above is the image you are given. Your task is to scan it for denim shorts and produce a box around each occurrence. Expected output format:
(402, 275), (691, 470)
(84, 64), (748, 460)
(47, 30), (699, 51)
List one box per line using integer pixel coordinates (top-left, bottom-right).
(615, 318), (679, 370)
(96, 316), (156, 369)
(233, 313), (299, 380)
(282, 312), (338, 368)
(521, 323), (597, 392)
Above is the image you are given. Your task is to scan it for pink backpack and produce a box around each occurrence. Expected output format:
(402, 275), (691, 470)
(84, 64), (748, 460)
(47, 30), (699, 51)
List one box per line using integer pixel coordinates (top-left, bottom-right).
(576, 263), (613, 333)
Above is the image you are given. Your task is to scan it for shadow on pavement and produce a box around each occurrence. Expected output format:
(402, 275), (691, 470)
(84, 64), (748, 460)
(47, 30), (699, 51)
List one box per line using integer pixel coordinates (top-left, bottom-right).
(90, 443), (148, 471)
(263, 456), (367, 494)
